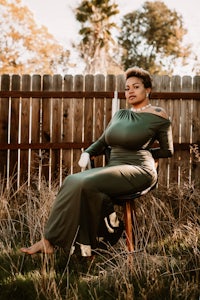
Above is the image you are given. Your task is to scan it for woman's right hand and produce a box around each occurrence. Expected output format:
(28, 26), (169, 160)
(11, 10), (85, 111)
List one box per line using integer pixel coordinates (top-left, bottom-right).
(78, 152), (90, 169)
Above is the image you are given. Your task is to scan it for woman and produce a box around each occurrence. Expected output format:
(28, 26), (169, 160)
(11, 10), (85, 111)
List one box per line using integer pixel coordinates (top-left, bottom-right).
(21, 67), (174, 257)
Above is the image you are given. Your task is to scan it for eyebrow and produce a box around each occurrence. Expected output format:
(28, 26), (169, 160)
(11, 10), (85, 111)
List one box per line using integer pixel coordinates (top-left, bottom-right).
(125, 82), (141, 87)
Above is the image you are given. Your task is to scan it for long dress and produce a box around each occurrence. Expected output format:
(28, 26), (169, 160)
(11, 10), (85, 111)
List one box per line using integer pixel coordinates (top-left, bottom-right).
(44, 109), (174, 254)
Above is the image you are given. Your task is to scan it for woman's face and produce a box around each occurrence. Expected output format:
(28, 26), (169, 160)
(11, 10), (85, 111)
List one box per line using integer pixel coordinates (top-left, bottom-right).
(125, 76), (151, 107)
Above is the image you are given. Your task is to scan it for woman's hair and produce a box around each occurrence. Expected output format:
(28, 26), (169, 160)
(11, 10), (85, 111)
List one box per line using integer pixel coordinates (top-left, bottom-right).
(125, 66), (152, 88)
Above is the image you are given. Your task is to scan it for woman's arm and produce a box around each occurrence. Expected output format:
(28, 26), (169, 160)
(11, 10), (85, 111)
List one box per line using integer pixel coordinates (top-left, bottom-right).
(150, 120), (174, 159)
(84, 134), (108, 157)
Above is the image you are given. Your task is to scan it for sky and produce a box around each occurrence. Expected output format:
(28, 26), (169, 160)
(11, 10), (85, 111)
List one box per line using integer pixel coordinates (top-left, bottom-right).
(21, 0), (200, 75)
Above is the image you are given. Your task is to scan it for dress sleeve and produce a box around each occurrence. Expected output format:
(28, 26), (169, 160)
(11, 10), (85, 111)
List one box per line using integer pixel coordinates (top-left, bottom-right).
(84, 133), (109, 157)
(84, 112), (116, 156)
(150, 119), (174, 159)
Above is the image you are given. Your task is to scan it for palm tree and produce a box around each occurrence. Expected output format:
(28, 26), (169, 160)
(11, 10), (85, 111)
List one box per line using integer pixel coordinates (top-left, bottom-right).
(75, 0), (119, 74)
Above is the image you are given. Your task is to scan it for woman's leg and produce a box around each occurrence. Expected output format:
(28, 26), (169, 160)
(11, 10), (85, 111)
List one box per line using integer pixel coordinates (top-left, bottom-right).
(20, 173), (86, 254)
(20, 169), (104, 254)
(20, 238), (54, 254)
(20, 164), (153, 254)
(72, 164), (153, 249)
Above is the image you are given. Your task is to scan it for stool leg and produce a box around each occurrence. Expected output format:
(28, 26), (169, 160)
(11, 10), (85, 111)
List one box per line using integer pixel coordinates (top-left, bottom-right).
(124, 201), (134, 252)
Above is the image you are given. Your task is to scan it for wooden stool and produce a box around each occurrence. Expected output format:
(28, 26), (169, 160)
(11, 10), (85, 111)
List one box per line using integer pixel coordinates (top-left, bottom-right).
(114, 185), (156, 252)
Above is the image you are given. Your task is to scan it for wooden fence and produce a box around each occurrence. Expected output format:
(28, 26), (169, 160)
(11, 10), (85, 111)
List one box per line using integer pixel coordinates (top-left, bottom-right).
(0, 74), (200, 190)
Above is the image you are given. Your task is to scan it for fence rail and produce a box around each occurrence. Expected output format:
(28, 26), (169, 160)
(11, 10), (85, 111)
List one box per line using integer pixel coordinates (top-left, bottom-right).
(0, 142), (192, 151)
(0, 74), (200, 189)
(0, 90), (200, 99)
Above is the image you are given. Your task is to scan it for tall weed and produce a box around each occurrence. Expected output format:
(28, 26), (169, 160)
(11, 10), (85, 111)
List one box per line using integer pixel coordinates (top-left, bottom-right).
(0, 176), (199, 300)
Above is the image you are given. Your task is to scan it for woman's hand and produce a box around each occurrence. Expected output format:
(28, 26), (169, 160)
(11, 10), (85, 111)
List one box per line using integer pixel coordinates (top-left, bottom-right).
(78, 152), (90, 169)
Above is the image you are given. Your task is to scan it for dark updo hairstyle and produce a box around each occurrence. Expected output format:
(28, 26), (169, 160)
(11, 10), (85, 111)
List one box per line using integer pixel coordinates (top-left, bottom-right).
(125, 66), (152, 89)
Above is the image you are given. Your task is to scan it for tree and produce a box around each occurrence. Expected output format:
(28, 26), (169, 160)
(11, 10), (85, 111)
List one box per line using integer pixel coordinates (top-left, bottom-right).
(75, 0), (121, 74)
(117, 1), (191, 74)
(0, 0), (72, 74)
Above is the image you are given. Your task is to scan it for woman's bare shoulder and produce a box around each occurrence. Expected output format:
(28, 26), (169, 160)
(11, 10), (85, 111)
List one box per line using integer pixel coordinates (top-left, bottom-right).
(149, 106), (169, 119)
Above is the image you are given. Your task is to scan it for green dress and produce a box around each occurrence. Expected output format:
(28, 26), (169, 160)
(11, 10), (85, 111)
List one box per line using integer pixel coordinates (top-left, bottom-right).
(44, 110), (174, 253)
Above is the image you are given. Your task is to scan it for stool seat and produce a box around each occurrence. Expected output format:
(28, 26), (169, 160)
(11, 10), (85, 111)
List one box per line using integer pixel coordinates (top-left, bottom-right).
(113, 183), (155, 203)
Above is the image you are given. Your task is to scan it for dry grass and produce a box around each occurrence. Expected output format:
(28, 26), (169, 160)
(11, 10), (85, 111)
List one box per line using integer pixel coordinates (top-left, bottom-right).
(0, 176), (199, 300)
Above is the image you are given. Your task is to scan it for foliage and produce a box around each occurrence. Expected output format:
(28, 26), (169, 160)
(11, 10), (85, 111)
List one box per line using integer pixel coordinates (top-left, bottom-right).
(74, 0), (121, 74)
(118, 1), (191, 74)
(0, 0), (71, 74)
(0, 177), (199, 299)
(190, 143), (200, 162)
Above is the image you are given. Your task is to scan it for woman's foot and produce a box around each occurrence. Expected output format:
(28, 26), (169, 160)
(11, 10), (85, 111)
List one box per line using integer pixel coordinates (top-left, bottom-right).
(20, 238), (54, 255)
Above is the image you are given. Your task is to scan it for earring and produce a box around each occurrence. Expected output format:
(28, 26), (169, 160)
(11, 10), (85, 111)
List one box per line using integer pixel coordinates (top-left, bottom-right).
(146, 93), (149, 98)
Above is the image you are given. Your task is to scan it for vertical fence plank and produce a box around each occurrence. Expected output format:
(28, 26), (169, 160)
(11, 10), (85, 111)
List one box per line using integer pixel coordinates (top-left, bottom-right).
(193, 76), (200, 143)
(192, 76), (200, 186)
(10, 75), (20, 187)
(73, 75), (84, 173)
(182, 76), (193, 185)
(0, 75), (10, 183)
(169, 76), (181, 187)
(52, 75), (62, 181)
(21, 74), (31, 185)
(181, 76), (193, 144)
(84, 74), (94, 143)
(159, 75), (171, 109)
(93, 74), (105, 167)
(42, 75), (53, 185)
(117, 74), (125, 109)
(158, 75), (171, 187)
(159, 76), (171, 116)
(151, 75), (161, 107)
(31, 75), (42, 188)
(106, 74), (115, 126)
(94, 74), (105, 139)
(63, 75), (73, 175)
(152, 74), (166, 186)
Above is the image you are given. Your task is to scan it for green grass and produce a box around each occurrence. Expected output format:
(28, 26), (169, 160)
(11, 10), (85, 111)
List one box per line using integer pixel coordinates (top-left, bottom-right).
(0, 179), (199, 300)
